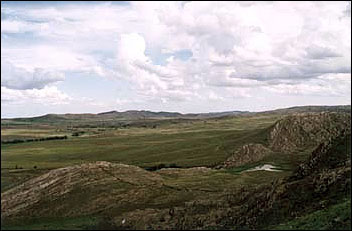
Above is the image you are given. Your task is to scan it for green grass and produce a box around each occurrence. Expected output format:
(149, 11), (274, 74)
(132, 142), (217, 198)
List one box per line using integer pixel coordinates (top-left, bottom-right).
(2, 114), (308, 194)
(1, 109), (350, 230)
(223, 148), (313, 176)
(1, 216), (99, 230)
(1, 128), (71, 141)
(1, 115), (278, 171)
(1, 168), (47, 192)
(222, 163), (260, 174)
(272, 198), (351, 230)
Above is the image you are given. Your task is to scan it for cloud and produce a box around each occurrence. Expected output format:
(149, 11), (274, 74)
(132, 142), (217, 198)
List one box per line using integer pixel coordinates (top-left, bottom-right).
(1, 86), (71, 105)
(1, 20), (49, 33)
(1, 1), (350, 113)
(2, 46), (101, 73)
(1, 61), (65, 90)
(264, 73), (351, 96)
(114, 33), (194, 100)
(305, 45), (342, 60)
(208, 91), (225, 101)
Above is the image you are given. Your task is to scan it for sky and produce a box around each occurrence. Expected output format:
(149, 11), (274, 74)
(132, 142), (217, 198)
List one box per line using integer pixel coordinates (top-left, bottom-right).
(1, 1), (351, 118)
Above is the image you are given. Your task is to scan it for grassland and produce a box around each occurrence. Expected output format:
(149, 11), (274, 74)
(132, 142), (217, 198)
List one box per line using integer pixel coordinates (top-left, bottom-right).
(1, 108), (349, 230)
(272, 198), (351, 230)
(0, 164), (292, 230)
(1, 128), (69, 140)
(1, 216), (99, 230)
(1, 114), (282, 191)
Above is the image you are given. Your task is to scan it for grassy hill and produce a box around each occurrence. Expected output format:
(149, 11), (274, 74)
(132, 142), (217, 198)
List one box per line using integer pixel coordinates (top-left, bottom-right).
(1, 105), (351, 230)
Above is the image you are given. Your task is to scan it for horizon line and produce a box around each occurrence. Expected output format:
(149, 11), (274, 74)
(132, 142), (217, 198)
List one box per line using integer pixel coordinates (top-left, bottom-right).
(1, 104), (351, 120)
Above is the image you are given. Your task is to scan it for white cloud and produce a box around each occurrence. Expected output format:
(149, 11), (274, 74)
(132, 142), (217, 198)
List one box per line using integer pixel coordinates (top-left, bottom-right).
(1, 20), (49, 33)
(264, 73), (351, 96)
(2, 46), (99, 73)
(1, 86), (71, 105)
(208, 91), (224, 101)
(1, 1), (350, 116)
(1, 61), (65, 90)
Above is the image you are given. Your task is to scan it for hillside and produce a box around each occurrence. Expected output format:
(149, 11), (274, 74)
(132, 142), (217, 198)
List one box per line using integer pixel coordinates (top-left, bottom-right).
(2, 131), (350, 230)
(220, 111), (351, 169)
(1, 107), (351, 230)
(258, 105), (351, 115)
(269, 112), (351, 152)
(1, 162), (164, 219)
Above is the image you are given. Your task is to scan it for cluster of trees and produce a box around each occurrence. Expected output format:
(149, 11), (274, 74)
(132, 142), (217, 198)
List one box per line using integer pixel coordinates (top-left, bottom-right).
(2, 135), (68, 144)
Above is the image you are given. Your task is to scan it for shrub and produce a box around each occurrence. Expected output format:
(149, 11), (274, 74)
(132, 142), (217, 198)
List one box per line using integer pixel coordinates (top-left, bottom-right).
(1, 135), (68, 144)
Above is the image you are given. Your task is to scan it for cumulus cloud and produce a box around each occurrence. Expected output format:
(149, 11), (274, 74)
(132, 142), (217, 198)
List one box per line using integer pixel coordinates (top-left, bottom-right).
(264, 73), (351, 96)
(1, 20), (49, 33)
(1, 61), (65, 90)
(305, 45), (342, 60)
(1, 86), (71, 105)
(111, 1), (350, 100)
(114, 33), (197, 100)
(1, 1), (350, 115)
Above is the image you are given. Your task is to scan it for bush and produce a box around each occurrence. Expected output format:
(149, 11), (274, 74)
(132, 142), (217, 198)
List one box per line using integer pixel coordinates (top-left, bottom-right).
(2, 135), (68, 144)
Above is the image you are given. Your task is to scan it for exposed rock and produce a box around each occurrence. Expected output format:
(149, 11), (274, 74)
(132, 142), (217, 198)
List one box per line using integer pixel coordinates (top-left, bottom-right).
(242, 132), (351, 229)
(292, 131), (351, 180)
(221, 112), (350, 169)
(1, 161), (163, 219)
(223, 143), (271, 168)
(269, 112), (351, 152)
(2, 112), (351, 230)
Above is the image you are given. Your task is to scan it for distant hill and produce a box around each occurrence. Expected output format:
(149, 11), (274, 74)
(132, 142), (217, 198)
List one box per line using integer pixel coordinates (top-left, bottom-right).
(258, 105), (351, 115)
(185, 110), (251, 118)
(1, 110), (251, 124)
(1, 105), (350, 124)
(98, 110), (184, 119)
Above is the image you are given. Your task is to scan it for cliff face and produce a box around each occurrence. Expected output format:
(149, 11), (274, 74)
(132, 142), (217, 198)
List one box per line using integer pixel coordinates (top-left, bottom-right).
(268, 112), (350, 153)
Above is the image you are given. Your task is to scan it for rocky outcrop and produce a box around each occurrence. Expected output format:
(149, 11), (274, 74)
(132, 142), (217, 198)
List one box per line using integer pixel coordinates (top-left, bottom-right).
(222, 143), (271, 168)
(269, 112), (350, 152)
(238, 132), (351, 229)
(1, 161), (163, 219)
(107, 131), (351, 230)
(291, 131), (351, 180)
(221, 112), (350, 169)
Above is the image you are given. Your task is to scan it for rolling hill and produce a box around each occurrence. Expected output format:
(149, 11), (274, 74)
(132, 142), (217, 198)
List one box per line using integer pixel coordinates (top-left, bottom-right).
(1, 105), (351, 230)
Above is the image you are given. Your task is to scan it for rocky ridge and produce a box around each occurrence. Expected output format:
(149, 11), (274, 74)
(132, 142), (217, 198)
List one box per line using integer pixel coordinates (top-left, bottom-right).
(223, 143), (271, 168)
(1, 161), (163, 219)
(222, 112), (350, 169)
(269, 112), (350, 152)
